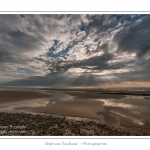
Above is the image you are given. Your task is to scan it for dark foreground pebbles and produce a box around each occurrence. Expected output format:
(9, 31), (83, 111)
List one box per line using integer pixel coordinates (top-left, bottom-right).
(0, 112), (149, 136)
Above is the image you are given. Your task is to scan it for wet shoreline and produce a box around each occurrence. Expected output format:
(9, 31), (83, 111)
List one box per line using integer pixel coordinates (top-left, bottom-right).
(0, 89), (150, 136)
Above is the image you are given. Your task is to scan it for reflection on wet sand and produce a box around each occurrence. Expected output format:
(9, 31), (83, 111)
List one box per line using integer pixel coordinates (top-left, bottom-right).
(98, 95), (150, 130)
(0, 90), (73, 112)
(0, 88), (150, 133)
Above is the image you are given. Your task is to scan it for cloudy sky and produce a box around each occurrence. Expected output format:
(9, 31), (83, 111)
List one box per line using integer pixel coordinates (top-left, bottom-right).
(0, 14), (150, 87)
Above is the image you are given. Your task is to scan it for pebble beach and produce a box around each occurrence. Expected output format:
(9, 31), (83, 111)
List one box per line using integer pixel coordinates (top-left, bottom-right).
(0, 112), (149, 136)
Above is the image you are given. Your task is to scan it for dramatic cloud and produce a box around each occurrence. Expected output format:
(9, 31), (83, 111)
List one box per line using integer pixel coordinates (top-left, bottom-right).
(0, 14), (150, 87)
(113, 16), (150, 57)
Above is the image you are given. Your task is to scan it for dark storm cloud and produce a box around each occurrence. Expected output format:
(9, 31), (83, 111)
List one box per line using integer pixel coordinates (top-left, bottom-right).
(0, 16), (45, 51)
(84, 42), (109, 55)
(0, 15), (47, 68)
(113, 16), (150, 57)
(87, 15), (118, 32)
(5, 30), (44, 51)
(80, 15), (119, 42)
(0, 50), (10, 62)
(47, 53), (114, 72)
(80, 53), (113, 70)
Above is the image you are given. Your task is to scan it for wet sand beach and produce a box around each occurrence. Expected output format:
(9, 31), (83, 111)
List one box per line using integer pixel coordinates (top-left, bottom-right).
(0, 88), (150, 136)
(15, 99), (105, 121)
(0, 91), (54, 104)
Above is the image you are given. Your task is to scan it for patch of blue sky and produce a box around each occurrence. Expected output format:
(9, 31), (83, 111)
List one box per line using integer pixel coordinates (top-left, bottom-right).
(46, 39), (75, 60)
(47, 46), (70, 60)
